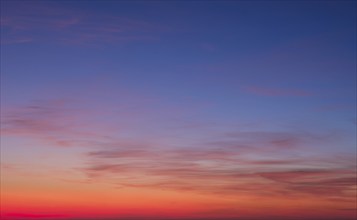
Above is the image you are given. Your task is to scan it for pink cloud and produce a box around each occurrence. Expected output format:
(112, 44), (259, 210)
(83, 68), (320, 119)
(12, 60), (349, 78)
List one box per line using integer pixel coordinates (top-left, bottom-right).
(2, 99), (354, 203)
(1, 99), (110, 148)
(82, 138), (356, 201)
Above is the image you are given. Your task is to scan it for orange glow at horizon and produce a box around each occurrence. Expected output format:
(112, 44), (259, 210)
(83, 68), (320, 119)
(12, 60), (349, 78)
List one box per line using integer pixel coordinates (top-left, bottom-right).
(2, 170), (356, 220)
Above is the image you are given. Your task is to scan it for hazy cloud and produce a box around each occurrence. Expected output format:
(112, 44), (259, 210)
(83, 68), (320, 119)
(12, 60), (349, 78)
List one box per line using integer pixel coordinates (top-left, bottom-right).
(2, 99), (355, 204)
(1, 1), (167, 45)
(82, 137), (356, 201)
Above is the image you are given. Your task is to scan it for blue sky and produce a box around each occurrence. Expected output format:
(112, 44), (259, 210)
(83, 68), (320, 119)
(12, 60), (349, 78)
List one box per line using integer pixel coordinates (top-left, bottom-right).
(1, 1), (356, 219)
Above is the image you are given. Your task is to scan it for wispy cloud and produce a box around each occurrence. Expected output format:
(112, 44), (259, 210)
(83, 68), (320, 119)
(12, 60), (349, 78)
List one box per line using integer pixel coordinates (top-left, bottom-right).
(82, 134), (356, 201)
(2, 99), (355, 204)
(1, 99), (107, 147)
(1, 1), (167, 45)
(0, 36), (33, 45)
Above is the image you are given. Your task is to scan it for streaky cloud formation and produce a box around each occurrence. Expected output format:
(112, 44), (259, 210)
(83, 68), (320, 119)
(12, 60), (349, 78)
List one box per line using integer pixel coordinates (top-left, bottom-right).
(1, 1), (356, 220)
(4, 99), (355, 204)
(1, 99), (104, 147)
(2, 100), (355, 203)
(1, 0), (168, 45)
(83, 138), (356, 200)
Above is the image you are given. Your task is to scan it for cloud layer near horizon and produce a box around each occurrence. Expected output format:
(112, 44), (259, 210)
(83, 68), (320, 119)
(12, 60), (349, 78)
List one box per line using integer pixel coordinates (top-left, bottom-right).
(2, 100), (355, 205)
(1, 1), (356, 219)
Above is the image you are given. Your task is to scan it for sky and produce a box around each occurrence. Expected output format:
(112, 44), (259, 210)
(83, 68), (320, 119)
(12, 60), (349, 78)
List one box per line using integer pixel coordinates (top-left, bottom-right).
(0, 0), (356, 220)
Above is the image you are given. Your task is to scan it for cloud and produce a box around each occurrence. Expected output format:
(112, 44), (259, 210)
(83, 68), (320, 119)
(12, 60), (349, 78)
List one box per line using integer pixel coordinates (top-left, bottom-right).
(258, 169), (355, 183)
(0, 94), (202, 149)
(3, 100), (71, 133)
(258, 169), (356, 196)
(82, 135), (356, 201)
(1, 1), (167, 45)
(242, 86), (312, 97)
(2, 99), (355, 203)
(0, 37), (33, 45)
(1, 99), (108, 148)
(0, 163), (18, 171)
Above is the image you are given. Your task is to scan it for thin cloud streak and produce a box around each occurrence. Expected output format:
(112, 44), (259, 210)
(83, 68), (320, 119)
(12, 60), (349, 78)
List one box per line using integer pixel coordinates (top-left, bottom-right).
(83, 140), (356, 201)
(1, 1), (168, 45)
(1, 99), (111, 148)
(3, 100), (354, 202)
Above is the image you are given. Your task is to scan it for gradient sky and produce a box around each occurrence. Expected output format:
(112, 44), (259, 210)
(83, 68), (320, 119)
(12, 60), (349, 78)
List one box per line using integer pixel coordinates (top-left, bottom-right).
(1, 1), (356, 220)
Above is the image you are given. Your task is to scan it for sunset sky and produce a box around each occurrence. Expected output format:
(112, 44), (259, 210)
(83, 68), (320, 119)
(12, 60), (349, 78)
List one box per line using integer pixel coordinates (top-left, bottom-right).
(0, 0), (356, 220)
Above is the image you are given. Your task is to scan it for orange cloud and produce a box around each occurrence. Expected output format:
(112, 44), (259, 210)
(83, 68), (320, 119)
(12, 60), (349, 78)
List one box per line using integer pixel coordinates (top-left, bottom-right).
(2, 99), (355, 220)
(82, 141), (356, 203)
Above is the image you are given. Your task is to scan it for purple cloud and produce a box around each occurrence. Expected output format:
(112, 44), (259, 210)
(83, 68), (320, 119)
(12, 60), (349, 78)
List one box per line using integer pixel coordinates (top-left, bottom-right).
(3, 99), (355, 203)
(1, 1), (167, 45)
(82, 138), (356, 201)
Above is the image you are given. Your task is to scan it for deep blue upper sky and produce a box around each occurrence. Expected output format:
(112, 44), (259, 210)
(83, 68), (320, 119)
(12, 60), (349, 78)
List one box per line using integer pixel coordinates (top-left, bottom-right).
(2, 0), (356, 148)
(1, 1), (357, 219)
